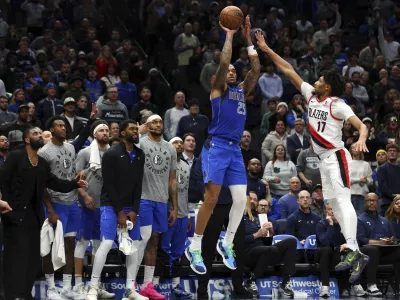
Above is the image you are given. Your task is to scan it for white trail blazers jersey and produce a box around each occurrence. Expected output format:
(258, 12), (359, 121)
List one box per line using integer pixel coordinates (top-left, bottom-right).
(301, 82), (355, 159)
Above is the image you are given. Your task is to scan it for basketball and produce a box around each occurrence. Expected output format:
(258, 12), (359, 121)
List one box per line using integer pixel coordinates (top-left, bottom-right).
(220, 6), (244, 30)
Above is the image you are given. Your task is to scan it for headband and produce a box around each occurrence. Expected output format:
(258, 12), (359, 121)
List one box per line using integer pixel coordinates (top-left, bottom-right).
(93, 123), (109, 135)
(169, 137), (183, 144)
(146, 114), (162, 123)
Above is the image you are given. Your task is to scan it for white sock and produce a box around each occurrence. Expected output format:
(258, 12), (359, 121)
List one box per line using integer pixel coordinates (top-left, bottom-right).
(172, 277), (180, 288)
(75, 275), (82, 285)
(143, 266), (155, 286)
(329, 196), (359, 251)
(63, 274), (72, 290)
(90, 239), (113, 287)
(126, 245), (139, 290)
(190, 234), (203, 250)
(153, 276), (160, 285)
(136, 226), (152, 275)
(45, 274), (55, 289)
(223, 185), (247, 247)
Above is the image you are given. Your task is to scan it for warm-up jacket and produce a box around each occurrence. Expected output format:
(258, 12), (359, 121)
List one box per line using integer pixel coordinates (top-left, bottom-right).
(101, 142), (144, 214)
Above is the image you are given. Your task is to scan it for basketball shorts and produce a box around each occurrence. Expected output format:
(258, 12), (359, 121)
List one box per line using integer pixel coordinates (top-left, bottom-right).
(138, 200), (168, 233)
(201, 136), (246, 186)
(319, 148), (352, 201)
(45, 201), (81, 234)
(77, 207), (101, 241)
(160, 216), (188, 262)
(100, 206), (141, 241)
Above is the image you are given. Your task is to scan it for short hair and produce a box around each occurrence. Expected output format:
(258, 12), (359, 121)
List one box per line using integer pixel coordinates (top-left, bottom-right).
(0, 95), (7, 101)
(87, 65), (97, 72)
(182, 133), (195, 142)
(351, 71), (361, 78)
(46, 116), (65, 130)
(294, 118), (305, 124)
(107, 85), (118, 92)
(109, 136), (121, 146)
(91, 119), (108, 136)
(23, 127), (39, 144)
(119, 119), (137, 133)
(322, 69), (346, 97)
(386, 143), (399, 152)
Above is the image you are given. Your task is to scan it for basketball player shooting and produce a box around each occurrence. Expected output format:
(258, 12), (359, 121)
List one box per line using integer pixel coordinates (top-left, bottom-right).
(255, 32), (369, 282)
(186, 15), (260, 274)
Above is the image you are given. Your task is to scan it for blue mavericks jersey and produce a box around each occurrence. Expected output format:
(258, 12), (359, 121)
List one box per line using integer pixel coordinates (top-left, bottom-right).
(208, 86), (246, 143)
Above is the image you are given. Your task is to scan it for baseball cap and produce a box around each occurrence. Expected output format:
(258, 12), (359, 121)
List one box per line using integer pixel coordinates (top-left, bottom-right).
(188, 98), (200, 107)
(389, 116), (398, 122)
(78, 51), (86, 58)
(64, 97), (75, 105)
(313, 184), (322, 192)
(18, 104), (29, 113)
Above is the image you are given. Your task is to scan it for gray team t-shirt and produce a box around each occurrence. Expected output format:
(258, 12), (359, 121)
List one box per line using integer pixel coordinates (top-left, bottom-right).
(75, 146), (106, 207)
(38, 142), (77, 205)
(168, 160), (190, 218)
(296, 149), (322, 187)
(141, 136), (177, 203)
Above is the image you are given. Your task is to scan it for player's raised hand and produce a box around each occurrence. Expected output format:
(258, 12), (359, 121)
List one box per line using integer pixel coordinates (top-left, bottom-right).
(255, 31), (269, 52)
(219, 21), (239, 34)
(354, 140), (369, 153)
(242, 15), (252, 42)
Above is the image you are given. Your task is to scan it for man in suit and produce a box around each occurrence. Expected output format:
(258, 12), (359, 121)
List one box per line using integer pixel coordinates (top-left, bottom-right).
(287, 118), (309, 163)
(0, 127), (87, 300)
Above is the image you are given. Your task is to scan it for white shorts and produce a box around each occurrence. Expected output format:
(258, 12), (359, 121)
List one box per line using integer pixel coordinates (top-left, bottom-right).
(319, 148), (352, 201)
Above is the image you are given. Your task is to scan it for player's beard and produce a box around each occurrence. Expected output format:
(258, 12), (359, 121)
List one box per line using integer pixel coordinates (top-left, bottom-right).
(30, 137), (44, 150)
(125, 133), (139, 144)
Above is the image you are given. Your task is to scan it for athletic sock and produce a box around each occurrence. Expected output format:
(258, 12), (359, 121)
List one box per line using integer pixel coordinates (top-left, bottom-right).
(190, 234), (203, 250)
(143, 266), (155, 286)
(45, 274), (55, 290)
(63, 274), (73, 290)
(126, 278), (135, 290)
(153, 276), (160, 285)
(75, 275), (82, 285)
(172, 277), (180, 288)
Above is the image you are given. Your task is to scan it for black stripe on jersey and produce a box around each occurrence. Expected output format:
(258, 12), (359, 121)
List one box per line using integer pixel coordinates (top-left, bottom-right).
(335, 151), (350, 188)
(311, 134), (330, 149)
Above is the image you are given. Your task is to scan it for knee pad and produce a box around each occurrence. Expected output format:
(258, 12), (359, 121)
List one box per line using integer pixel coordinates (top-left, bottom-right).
(74, 238), (90, 259)
(140, 225), (152, 243)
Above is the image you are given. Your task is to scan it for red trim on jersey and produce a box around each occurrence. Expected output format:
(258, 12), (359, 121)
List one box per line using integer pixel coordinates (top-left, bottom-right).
(330, 100), (343, 121)
(337, 149), (350, 188)
(316, 96), (328, 103)
(308, 94), (314, 104)
(309, 125), (336, 149)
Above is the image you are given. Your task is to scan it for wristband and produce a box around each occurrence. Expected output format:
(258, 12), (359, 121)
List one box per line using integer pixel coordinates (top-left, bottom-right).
(247, 45), (258, 56)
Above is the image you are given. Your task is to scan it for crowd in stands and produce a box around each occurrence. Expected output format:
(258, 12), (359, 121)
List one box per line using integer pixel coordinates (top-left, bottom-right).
(1, 0), (400, 298)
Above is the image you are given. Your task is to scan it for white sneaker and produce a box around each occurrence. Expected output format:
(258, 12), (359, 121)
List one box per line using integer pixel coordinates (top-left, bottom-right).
(46, 288), (64, 300)
(319, 285), (329, 298)
(350, 284), (367, 297)
(98, 283), (116, 298)
(86, 286), (98, 300)
(73, 282), (87, 296)
(60, 287), (87, 299)
(367, 284), (383, 297)
(123, 288), (150, 300)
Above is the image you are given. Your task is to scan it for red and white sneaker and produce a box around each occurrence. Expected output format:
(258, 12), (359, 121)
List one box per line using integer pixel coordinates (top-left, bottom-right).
(140, 283), (166, 300)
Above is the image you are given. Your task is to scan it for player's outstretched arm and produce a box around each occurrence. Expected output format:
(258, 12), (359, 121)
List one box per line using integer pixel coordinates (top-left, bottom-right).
(212, 23), (238, 93)
(255, 31), (303, 91)
(240, 16), (261, 97)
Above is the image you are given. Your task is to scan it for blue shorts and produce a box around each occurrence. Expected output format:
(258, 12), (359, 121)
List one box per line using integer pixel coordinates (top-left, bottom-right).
(77, 207), (101, 241)
(161, 217), (188, 262)
(202, 137), (246, 186)
(44, 201), (81, 234)
(138, 200), (168, 233)
(100, 206), (141, 241)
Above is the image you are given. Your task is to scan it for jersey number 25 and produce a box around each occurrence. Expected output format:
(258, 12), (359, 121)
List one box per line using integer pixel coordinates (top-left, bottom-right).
(237, 102), (246, 115)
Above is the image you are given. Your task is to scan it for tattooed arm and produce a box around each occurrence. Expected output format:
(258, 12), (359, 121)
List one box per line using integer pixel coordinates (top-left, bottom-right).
(239, 16), (261, 98)
(211, 24), (238, 96)
(168, 169), (178, 227)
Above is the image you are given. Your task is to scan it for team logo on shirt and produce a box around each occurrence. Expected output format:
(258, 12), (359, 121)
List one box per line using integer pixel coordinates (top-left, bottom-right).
(177, 173), (185, 184)
(177, 165), (190, 194)
(63, 158), (71, 169)
(145, 147), (170, 175)
(55, 149), (76, 179)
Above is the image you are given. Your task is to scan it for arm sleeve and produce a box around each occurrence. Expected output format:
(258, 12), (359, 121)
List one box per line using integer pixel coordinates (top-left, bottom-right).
(102, 151), (122, 214)
(330, 99), (355, 121)
(301, 81), (315, 101)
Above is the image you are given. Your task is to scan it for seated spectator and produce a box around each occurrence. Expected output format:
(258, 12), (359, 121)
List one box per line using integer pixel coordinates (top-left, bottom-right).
(287, 118), (309, 163)
(97, 85), (129, 124)
(0, 96), (17, 126)
(243, 197), (296, 298)
(131, 87), (158, 122)
(262, 120), (288, 164)
(100, 63), (120, 88)
(385, 198), (400, 239)
(310, 184), (326, 219)
(377, 144), (400, 213)
(286, 95), (307, 134)
(297, 141), (321, 192)
(0, 105), (32, 151)
(247, 158), (266, 199)
(8, 89), (27, 113)
(241, 131), (261, 167)
(260, 97), (278, 137)
(357, 193), (400, 296)
(61, 97), (84, 140)
(349, 142), (373, 214)
(278, 177), (302, 219)
(263, 145), (297, 198)
(286, 190), (321, 245)
(35, 83), (64, 127)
